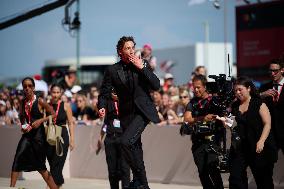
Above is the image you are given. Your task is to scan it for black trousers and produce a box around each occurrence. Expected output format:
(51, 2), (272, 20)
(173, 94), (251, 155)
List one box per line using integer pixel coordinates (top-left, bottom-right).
(229, 148), (274, 189)
(274, 122), (284, 154)
(46, 127), (69, 186)
(120, 114), (149, 189)
(192, 141), (224, 189)
(104, 133), (130, 189)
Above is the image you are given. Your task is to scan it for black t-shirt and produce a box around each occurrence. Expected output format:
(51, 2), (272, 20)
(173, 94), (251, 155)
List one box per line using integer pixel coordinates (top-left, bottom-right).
(186, 96), (213, 117)
(186, 96), (223, 142)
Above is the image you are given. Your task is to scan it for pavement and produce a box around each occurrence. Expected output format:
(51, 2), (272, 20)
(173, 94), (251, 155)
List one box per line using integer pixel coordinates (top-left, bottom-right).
(0, 177), (202, 189)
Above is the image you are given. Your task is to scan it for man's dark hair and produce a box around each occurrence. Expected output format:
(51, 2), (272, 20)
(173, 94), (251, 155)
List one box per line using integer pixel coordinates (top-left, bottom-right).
(116, 36), (136, 58)
(192, 74), (207, 86)
(269, 58), (283, 68)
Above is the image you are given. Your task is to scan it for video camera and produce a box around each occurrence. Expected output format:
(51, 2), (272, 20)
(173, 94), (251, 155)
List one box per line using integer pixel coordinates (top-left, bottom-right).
(207, 74), (235, 173)
(180, 120), (230, 173)
(180, 121), (215, 136)
(206, 74), (235, 116)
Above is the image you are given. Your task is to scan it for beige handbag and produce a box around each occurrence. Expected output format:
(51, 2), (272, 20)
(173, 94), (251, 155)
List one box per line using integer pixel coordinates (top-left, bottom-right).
(46, 115), (64, 156)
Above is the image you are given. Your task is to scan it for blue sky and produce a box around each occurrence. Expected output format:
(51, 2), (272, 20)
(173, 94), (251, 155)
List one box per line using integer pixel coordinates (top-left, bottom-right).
(0, 0), (244, 78)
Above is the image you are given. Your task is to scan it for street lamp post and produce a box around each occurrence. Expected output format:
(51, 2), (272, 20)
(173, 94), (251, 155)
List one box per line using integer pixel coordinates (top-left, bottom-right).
(63, 0), (81, 84)
(75, 1), (80, 84)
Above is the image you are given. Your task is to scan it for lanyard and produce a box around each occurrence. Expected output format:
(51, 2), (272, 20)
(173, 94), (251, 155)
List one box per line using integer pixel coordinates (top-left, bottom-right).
(114, 101), (119, 116)
(25, 96), (34, 125)
(51, 100), (61, 124)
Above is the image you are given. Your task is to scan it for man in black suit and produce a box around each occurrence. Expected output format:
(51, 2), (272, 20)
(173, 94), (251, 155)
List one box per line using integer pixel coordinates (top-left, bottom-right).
(98, 36), (160, 189)
(260, 58), (284, 153)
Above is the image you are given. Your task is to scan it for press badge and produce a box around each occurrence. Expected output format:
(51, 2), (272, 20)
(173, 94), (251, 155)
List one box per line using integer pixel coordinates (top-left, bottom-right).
(113, 119), (121, 128)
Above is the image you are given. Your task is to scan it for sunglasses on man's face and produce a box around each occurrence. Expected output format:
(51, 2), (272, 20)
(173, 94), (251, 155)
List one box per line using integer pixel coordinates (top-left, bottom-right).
(269, 69), (280, 74)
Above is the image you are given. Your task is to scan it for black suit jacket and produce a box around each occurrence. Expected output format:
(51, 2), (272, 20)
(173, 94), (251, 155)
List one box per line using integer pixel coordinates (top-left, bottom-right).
(260, 81), (284, 112)
(98, 60), (160, 124)
(260, 81), (284, 147)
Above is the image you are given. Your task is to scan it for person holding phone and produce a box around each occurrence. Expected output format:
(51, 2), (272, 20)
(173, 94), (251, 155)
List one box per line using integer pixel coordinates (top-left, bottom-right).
(259, 58), (284, 153)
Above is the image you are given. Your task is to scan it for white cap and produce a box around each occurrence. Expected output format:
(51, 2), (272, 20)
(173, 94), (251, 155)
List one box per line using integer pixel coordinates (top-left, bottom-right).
(71, 85), (82, 93)
(64, 90), (73, 98)
(164, 73), (174, 80)
(0, 100), (6, 106)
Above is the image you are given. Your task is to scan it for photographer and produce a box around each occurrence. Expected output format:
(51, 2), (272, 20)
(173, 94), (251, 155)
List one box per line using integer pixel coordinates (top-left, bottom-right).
(183, 75), (224, 189)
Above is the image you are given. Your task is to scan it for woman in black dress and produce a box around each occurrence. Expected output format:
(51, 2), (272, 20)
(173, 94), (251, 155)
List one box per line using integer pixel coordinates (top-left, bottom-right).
(10, 77), (58, 189)
(229, 76), (277, 189)
(46, 84), (75, 188)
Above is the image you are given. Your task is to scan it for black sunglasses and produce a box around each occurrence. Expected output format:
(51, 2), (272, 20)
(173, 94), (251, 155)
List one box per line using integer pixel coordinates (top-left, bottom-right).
(269, 69), (280, 73)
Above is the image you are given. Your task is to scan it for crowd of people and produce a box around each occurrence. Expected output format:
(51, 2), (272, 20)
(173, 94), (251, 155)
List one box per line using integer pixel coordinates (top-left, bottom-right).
(1, 35), (284, 189)
(0, 67), (198, 129)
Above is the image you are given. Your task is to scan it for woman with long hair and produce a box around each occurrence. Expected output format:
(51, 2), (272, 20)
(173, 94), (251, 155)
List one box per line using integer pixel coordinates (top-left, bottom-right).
(46, 83), (75, 188)
(10, 77), (58, 189)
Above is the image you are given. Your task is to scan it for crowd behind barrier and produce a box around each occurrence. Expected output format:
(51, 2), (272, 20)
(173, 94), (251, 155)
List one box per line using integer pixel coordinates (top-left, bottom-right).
(1, 124), (284, 187)
(0, 72), (192, 128)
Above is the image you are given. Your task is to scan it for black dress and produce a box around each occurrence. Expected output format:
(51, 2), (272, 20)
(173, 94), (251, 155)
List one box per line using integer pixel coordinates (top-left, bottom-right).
(46, 101), (69, 186)
(12, 98), (47, 172)
(229, 97), (278, 189)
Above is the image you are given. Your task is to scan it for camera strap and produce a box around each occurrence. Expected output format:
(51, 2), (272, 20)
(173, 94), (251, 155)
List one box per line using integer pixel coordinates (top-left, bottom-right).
(197, 96), (212, 109)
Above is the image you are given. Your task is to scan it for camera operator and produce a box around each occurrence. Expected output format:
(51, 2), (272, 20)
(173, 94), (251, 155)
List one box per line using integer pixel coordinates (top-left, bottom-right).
(184, 75), (224, 189)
